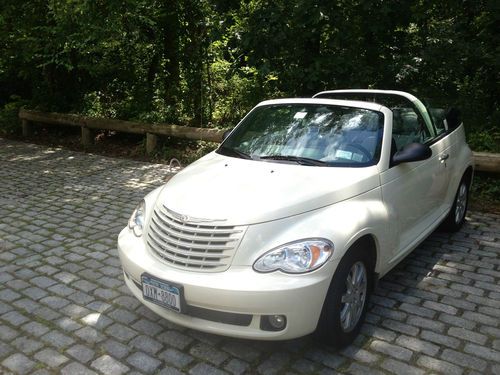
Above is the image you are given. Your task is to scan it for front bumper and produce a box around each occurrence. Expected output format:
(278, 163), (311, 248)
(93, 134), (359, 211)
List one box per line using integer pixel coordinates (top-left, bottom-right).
(117, 227), (336, 340)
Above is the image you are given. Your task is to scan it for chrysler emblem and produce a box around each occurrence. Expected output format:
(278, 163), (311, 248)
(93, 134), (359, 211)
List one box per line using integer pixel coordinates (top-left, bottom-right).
(166, 207), (226, 223)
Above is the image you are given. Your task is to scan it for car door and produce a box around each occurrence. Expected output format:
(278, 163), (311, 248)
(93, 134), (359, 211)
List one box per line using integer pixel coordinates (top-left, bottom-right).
(380, 104), (450, 261)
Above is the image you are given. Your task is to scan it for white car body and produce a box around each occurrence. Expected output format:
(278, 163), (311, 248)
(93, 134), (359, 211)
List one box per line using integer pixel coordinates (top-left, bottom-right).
(118, 90), (473, 341)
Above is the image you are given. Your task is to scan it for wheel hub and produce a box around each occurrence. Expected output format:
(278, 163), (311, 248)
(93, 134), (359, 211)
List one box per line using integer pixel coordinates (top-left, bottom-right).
(340, 261), (367, 332)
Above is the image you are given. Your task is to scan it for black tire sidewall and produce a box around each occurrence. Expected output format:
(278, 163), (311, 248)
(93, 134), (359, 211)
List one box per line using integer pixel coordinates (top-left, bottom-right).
(315, 246), (373, 349)
(444, 177), (469, 231)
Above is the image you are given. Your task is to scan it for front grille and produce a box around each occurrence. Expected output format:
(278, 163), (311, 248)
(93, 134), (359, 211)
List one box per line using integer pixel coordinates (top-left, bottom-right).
(147, 204), (246, 272)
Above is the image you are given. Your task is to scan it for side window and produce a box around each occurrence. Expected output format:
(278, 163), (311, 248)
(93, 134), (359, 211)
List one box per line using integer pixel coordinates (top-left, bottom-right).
(391, 107), (431, 151)
(428, 108), (446, 136)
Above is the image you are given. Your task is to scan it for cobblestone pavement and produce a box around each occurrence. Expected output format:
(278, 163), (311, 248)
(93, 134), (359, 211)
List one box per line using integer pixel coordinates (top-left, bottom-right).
(1, 138), (500, 375)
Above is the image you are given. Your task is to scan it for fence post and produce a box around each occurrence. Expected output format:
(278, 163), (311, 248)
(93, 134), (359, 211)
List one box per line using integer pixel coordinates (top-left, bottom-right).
(81, 126), (94, 147)
(146, 133), (158, 155)
(22, 119), (32, 137)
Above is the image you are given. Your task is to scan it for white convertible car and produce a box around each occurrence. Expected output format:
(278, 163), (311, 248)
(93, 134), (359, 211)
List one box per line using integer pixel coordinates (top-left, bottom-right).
(118, 90), (473, 348)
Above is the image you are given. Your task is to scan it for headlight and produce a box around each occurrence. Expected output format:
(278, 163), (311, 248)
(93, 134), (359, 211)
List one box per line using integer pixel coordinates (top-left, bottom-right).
(253, 239), (333, 274)
(128, 200), (146, 237)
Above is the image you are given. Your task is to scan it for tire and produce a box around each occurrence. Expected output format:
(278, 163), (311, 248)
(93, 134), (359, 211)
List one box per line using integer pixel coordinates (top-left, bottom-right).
(315, 244), (373, 349)
(442, 176), (469, 232)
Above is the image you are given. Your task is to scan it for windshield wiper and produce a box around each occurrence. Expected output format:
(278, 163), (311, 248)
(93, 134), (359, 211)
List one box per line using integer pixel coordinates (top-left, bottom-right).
(217, 146), (253, 160)
(259, 155), (328, 166)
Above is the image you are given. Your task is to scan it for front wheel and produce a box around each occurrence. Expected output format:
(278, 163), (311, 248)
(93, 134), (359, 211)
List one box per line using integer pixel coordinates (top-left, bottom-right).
(442, 177), (469, 232)
(315, 246), (373, 349)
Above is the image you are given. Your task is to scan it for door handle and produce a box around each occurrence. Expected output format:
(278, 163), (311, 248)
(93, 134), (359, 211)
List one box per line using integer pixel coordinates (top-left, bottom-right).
(439, 153), (449, 162)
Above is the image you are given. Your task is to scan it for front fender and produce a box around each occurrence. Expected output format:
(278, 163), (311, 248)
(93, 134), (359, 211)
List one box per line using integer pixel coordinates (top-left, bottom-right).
(232, 187), (391, 275)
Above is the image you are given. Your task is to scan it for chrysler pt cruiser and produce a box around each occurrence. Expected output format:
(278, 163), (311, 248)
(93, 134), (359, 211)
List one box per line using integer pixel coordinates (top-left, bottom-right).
(118, 89), (473, 348)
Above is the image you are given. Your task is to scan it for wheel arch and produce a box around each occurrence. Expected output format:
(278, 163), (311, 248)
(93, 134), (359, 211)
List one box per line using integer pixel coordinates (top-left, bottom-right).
(463, 165), (474, 188)
(340, 233), (379, 289)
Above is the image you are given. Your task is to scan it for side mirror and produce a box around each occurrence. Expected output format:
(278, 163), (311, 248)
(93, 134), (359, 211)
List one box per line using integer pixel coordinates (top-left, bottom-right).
(445, 107), (461, 131)
(392, 142), (432, 166)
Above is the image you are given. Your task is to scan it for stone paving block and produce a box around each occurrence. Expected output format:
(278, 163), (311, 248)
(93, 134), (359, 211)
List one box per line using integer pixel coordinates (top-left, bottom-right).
(438, 313), (477, 330)
(100, 339), (131, 359)
(20, 321), (50, 337)
(33, 306), (62, 321)
(108, 308), (138, 324)
(81, 312), (113, 329)
(189, 362), (229, 375)
(0, 342), (13, 359)
(407, 315), (446, 332)
(416, 355), (463, 375)
(0, 324), (19, 341)
(48, 284), (76, 297)
(75, 326), (105, 343)
(221, 341), (261, 362)
(463, 311), (499, 327)
(190, 342), (229, 366)
(347, 362), (385, 375)
(441, 348), (487, 371)
(31, 276), (57, 288)
(1, 310), (29, 326)
(464, 343), (500, 363)
(2, 353), (36, 374)
(448, 327), (488, 345)
(129, 335), (163, 354)
(66, 344), (95, 363)
(340, 346), (379, 364)
(0, 302), (13, 315)
(126, 351), (162, 374)
(68, 291), (94, 305)
(131, 318), (163, 336)
(41, 330), (75, 349)
(394, 335), (439, 356)
(290, 358), (317, 374)
(159, 348), (194, 368)
(2, 139), (500, 375)
(60, 361), (98, 375)
(86, 300), (112, 313)
(381, 358), (425, 375)
(370, 339), (413, 361)
(34, 348), (69, 367)
(40, 295), (71, 309)
(53, 272), (79, 284)
(91, 354), (129, 374)
(106, 323), (138, 342)
(381, 319), (419, 336)
(12, 336), (43, 354)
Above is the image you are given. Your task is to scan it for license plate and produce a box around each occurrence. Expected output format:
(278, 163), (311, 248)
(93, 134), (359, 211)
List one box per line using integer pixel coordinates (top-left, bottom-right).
(141, 274), (183, 313)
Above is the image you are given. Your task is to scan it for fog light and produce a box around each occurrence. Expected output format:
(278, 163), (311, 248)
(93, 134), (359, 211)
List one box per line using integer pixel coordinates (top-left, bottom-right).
(260, 315), (287, 331)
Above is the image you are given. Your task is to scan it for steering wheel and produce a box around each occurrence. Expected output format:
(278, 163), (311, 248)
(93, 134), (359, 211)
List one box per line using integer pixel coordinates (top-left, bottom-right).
(338, 143), (372, 162)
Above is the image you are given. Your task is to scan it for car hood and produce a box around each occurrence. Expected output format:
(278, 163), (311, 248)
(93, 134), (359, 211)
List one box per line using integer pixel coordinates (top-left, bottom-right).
(158, 152), (380, 226)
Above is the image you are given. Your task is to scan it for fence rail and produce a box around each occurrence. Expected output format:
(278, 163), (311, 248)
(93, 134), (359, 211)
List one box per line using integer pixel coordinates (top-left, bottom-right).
(19, 108), (225, 154)
(19, 108), (500, 173)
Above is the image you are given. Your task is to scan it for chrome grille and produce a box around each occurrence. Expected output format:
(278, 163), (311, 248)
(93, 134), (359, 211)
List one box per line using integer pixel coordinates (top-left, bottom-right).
(147, 205), (246, 272)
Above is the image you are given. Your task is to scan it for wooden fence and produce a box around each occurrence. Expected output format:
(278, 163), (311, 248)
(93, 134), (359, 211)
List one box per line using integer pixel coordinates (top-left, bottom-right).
(19, 109), (225, 154)
(19, 108), (500, 173)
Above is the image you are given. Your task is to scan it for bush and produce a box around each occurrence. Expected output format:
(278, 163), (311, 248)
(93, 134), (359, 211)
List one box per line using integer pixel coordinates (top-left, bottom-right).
(0, 96), (29, 135)
(467, 130), (500, 153)
(472, 175), (500, 203)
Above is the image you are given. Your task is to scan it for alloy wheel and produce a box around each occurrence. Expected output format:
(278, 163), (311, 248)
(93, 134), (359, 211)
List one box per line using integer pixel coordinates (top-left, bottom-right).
(340, 261), (367, 332)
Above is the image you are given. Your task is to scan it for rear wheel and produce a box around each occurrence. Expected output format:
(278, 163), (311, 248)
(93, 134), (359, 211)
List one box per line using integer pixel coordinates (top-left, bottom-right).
(442, 176), (469, 232)
(315, 244), (373, 349)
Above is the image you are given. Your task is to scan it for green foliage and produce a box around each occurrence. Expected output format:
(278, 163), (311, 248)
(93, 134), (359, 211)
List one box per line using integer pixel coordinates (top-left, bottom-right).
(472, 175), (500, 203)
(467, 131), (500, 153)
(0, 96), (28, 135)
(0, 0), (497, 146)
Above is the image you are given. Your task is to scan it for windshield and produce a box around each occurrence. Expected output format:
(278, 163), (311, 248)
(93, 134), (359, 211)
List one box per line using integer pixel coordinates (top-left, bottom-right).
(218, 104), (384, 167)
